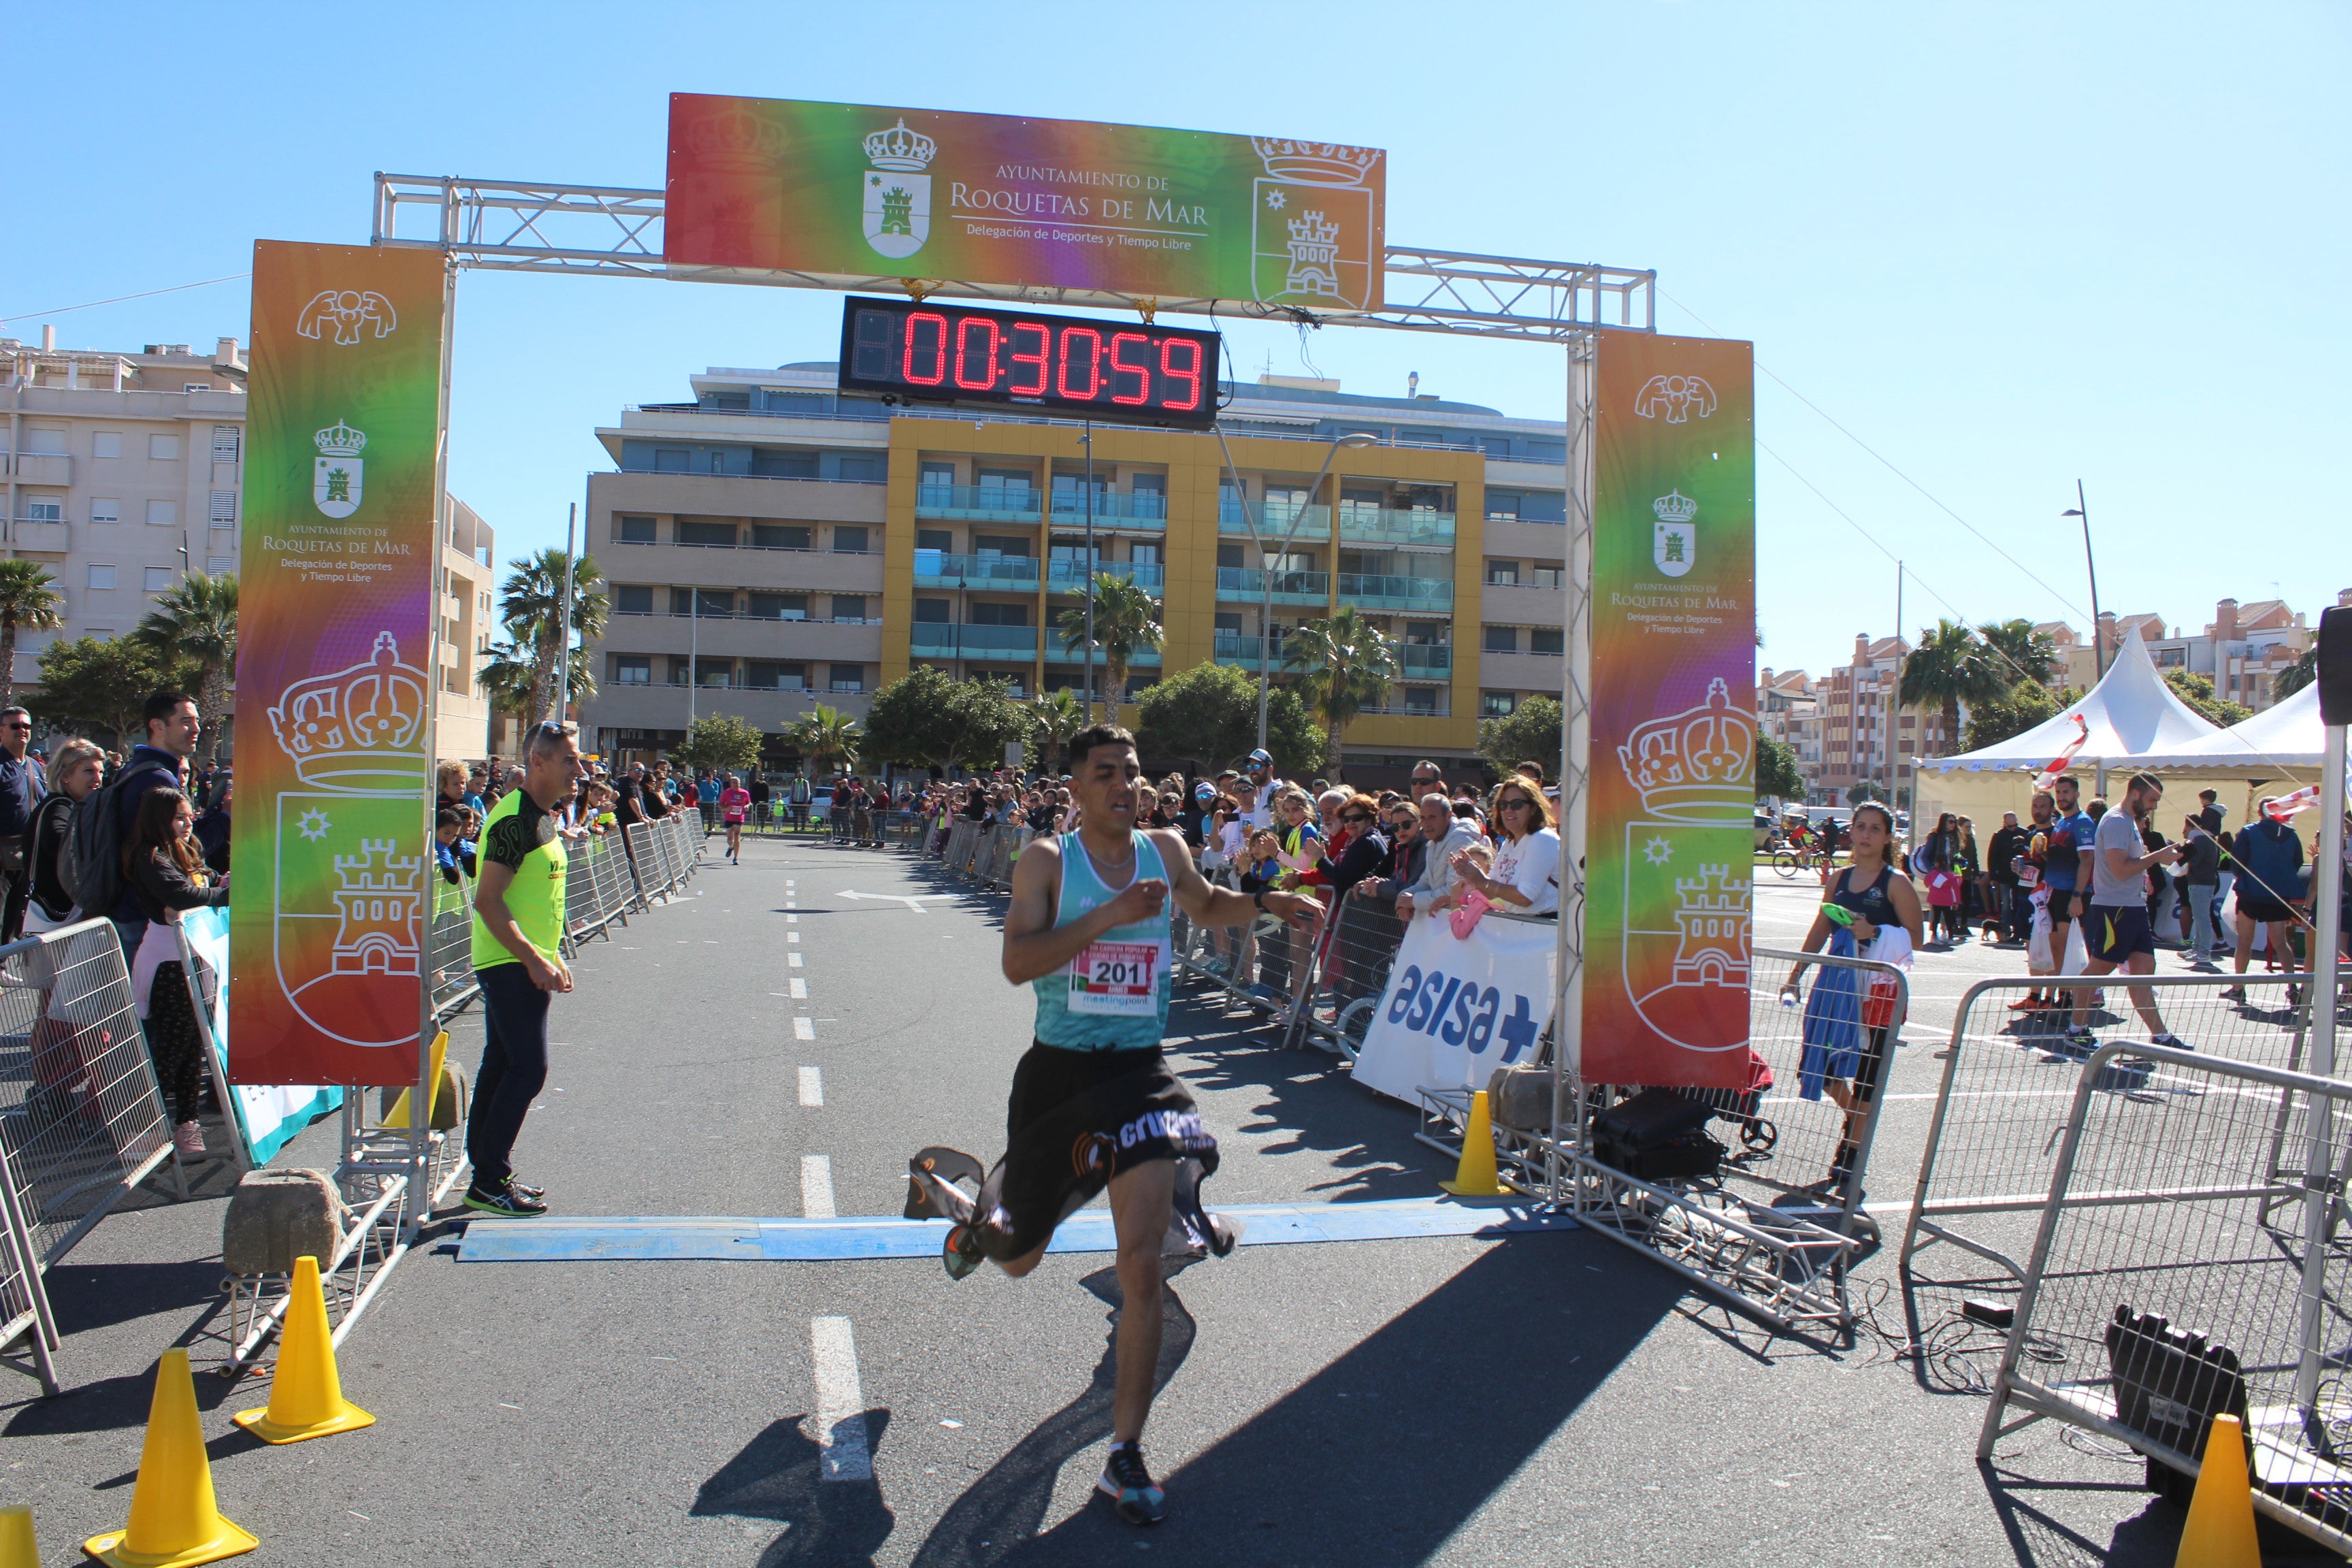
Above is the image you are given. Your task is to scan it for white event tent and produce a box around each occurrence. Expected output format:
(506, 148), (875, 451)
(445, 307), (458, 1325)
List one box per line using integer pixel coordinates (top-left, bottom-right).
(2132, 679), (2324, 772)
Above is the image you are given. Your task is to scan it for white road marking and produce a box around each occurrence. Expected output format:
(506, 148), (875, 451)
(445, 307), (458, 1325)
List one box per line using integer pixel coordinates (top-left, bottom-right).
(799, 1066), (823, 1106)
(790, 978), (808, 999)
(808, 1316), (871, 1482)
(788, 932), (800, 944)
(789, 953), (803, 968)
(787, 913), (798, 925)
(801, 1155), (836, 1218)
(837, 889), (926, 913)
(794, 1016), (816, 1041)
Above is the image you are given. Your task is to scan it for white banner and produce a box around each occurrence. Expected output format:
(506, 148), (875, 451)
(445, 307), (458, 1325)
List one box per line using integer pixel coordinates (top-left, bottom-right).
(182, 907), (344, 1164)
(1351, 912), (1557, 1105)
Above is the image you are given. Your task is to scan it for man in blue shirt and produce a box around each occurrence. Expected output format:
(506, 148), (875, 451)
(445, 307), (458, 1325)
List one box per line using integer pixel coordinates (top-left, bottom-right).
(2223, 798), (2306, 1002)
(110, 691), (201, 962)
(2040, 774), (2096, 974)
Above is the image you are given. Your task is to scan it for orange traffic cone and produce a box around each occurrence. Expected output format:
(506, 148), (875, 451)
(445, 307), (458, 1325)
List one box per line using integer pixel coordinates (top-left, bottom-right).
(231, 1256), (374, 1445)
(1441, 1090), (1507, 1196)
(2175, 1413), (2261, 1567)
(0, 1503), (37, 1567)
(82, 1348), (257, 1566)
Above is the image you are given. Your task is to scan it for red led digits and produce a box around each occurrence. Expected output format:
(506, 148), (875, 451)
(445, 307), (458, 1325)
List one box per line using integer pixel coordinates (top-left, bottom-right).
(953, 316), (1000, 391)
(1056, 327), (1102, 400)
(902, 312), (949, 386)
(1159, 338), (1203, 410)
(1107, 333), (1153, 406)
(1009, 321), (1051, 396)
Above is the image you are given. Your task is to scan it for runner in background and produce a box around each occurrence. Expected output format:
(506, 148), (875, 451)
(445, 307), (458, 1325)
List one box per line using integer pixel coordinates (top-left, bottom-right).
(2065, 772), (2190, 1052)
(719, 772), (751, 862)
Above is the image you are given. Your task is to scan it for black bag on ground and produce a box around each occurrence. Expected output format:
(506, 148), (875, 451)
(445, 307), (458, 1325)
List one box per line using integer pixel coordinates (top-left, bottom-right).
(1591, 1086), (1725, 1183)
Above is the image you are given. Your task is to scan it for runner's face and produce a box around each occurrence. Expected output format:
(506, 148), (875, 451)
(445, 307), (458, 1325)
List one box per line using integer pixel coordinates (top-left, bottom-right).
(2054, 779), (2078, 811)
(1073, 742), (1143, 826)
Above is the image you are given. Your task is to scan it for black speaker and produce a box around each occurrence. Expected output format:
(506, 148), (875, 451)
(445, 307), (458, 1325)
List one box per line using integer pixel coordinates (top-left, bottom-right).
(2318, 605), (2352, 727)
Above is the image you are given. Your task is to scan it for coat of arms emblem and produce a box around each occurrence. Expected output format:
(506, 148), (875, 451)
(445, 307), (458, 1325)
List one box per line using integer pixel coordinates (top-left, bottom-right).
(312, 419), (365, 519)
(1652, 489), (1697, 578)
(862, 119), (935, 261)
(1248, 138), (1381, 309)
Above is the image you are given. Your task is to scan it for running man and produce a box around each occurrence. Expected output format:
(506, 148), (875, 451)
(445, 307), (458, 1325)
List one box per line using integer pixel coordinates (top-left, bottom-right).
(719, 771), (751, 862)
(2065, 772), (2192, 1054)
(463, 721), (585, 1218)
(912, 723), (1322, 1526)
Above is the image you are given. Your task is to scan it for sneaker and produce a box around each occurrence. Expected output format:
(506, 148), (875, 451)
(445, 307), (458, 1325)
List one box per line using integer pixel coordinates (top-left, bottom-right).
(2150, 1032), (2193, 1054)
(506, 1175), (546, 1202)
(2065, 1028), (2098, 1052)
(463, 1181), (549, 1218)
(1098, 1441), (1166, 1524)
(2008, 994), (2042, 1011)
(172, 1121), (207, 1160)
(2221, 985), (2247, 1001)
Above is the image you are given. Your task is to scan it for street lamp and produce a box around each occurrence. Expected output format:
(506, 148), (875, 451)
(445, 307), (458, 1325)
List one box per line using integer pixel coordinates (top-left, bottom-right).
(2062, 480), (2105, 681)
(1213, 427), (1381, 751)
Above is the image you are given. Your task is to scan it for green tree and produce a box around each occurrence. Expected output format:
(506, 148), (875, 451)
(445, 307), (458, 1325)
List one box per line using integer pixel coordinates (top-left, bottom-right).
(1026, 688), (1086, 775)
(132, 571), (237, 765)
(1281, 606), (1400, 777)
(1477, 695), (1562, 778)
(34, 636), (197, 752)
(1755, 734), (1806, 802)
(2163, 668), (2252, 727)
(476, 637), (536, 730)
(785, 704), (862, 776)
(1961, 681), (2076, 751)
(0, 560), (65, 708)
(2274, 645), (2318, 703)
(498, 548), (609, 722)
(1054, 574), (1162, 707)
(1974, 617), (2059, 689)
(1899, 619), (2011, 757)
(1132, 661), (1322, 775)
(674, 713), (765, 775)
(862, 666), (1029, 772)
(1846, 780), (1886, 806)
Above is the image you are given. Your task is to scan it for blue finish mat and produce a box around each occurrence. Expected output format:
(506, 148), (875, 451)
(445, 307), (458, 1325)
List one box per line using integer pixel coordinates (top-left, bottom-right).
(455, 1196), (1576, 1264)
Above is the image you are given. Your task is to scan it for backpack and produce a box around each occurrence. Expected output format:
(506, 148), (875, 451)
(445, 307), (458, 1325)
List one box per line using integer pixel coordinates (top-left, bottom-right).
(60, 756), (169, 917)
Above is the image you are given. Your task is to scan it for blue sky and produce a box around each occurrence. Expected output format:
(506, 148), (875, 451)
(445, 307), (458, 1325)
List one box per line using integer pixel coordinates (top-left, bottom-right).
(11, 3), (2344, 679)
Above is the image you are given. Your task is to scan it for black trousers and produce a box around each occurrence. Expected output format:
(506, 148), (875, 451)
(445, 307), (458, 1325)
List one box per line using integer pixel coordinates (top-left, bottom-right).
(467, 962), (552, 1189)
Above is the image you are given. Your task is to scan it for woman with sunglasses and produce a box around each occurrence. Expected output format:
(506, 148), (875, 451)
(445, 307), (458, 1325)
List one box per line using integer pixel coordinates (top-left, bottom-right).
(1445, 779), (1561, 915)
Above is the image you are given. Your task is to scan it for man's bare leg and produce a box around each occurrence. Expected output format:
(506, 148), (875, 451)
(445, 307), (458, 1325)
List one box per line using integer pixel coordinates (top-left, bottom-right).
(1107, 1159), (1176, 1444)
(2123, 951), (2167, 1034)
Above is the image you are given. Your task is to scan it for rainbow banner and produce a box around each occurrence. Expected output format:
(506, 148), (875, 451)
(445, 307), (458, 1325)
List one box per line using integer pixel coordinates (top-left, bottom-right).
(230, 241), (447, 1086)
(665, 95), (1384, 310)
(1582, 333), (1757, 1090)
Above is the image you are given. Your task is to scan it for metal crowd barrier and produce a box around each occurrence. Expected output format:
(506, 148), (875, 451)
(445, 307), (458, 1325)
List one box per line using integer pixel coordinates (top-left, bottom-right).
(563, 831), (634, 949)
(1281, 894), (1411, 1060)
(429, 865), (479, 1023)
(1169, 860), (1293, 1022)
(1978, 1040), (2352, 1554)
(1900, 971), (2314, 1285)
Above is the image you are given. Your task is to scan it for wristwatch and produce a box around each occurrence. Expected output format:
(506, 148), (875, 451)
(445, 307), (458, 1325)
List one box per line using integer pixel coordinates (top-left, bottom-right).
(1253, 890), (1269, 911)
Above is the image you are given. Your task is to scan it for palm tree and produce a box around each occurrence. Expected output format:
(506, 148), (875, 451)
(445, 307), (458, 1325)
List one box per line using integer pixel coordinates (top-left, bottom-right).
(132, 571), (236, 764)
(1027, 688), (1086, 774)
(1974, 617), (2059, 689)
(1899, 619), (2012, 757)
(1281, 606), (1401, 777)
(0, 560), (65, 707)
(476, 637), (537, 730)
(787, 704), (862, 776)
(498, 549), (610, 722)
(1055, 574), (1162, 710)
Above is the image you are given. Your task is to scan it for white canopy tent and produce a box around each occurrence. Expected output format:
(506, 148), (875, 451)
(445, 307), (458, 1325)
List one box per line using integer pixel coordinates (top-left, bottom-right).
(2132, 679), (2324, 772)
(1917, 625), (2221, 777)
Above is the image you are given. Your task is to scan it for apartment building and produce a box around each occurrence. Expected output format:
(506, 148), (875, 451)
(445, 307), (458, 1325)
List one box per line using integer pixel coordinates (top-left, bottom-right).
(1, 327), (502, 759)
(1756, 667), (1822, 796)
(2043, 596), (2349, 711)
(1814, 634), (1954, 806)
(581, 361), (1576, 774)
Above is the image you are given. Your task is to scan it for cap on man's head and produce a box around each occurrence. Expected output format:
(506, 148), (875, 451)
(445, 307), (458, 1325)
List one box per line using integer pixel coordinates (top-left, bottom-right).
(1247, 749), (1272, 766)
(1194, 782), (1215, 802)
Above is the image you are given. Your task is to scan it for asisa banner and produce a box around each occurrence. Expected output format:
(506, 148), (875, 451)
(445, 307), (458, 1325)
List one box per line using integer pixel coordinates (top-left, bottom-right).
(664, 95), (1384, 311)
(1582, 333), (1757, 1090)
(230, 241), (448, 1085)
(1351, 913), (1556, 1107)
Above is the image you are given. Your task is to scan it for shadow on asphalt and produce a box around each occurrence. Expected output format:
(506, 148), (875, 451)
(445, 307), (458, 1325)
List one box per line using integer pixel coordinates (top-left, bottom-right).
(694, 1410), (898, 1566)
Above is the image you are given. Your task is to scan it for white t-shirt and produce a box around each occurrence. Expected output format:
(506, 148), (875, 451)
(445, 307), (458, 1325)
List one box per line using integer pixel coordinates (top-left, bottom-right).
(1489, 828), (1562, 915)
(1243, 779), (1283, 830)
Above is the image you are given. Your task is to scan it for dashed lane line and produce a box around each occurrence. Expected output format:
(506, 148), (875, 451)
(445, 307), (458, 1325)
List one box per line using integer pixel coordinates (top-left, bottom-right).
(794, 1016), (816, 1041)
(789, 979), (808, 999)
(799, 1066), (823, 1107)
(789, 953), (803, 968)
(800, 1155), (836, 1218)
(809, 1316), (872, 1482)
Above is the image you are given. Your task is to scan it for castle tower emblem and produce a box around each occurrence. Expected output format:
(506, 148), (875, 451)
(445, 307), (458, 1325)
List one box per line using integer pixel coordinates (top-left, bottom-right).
(1250, 137), (1383, 310)
(312, 418), (367, 519)
(1283, 211), (1343, 298)
(861, 118), (936, 261)
(330, 839), (423, 978)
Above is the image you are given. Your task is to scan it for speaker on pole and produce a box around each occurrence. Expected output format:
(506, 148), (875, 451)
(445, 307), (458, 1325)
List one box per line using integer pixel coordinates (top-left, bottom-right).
(2317, 605), (2352, 727)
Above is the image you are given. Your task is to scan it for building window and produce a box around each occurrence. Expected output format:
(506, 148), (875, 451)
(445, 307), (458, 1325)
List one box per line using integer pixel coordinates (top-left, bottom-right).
(919, 463), (956, 498)
(614, 584), (655, 615)
(832, 525), (870, 554)
(209, 491), (236, 525)
(86, 564), (116, 591)
(654, 448), (691, 472)
(749, 592), (809, 621)
(832, 594), (868, 623)
(1486, 491), (1522, 521)
(1402, 687), (1440, 714)
(25, 500), (62, 524)
(615, 514), (657, 542)
(91, 431), (122, 459)
(146, 500), (177, 527)
(673, 588), (733, 618)
(212, 426), (240, 463)
(913, 597), (951, 623)
(677, 519), (736, 547)
(611, 655), (652, 685)
(917, 529), (953, 553)
(751, 448), (818, 478)
(1481, 691), (1517, 718)
(1530, 627), (1564, 655)
(1481, 437), (1513, 459)
(23, 430), (65, 456)
(1484, 625), (1518, 653)
(148, 434), (180, 461)
(828, 664), (865, 693)
(751, 523), (812, 551)
(144, 567), (174, 593)
(836, 455), (885, 483)
(747, 661), (807, 691)
(205, 555), (233, 574)
(968, 601), (1028, 627)
(1529, 561), (1565, 589)
(1131, 474), (1167, 519)
(1486, 560), (1520, 586)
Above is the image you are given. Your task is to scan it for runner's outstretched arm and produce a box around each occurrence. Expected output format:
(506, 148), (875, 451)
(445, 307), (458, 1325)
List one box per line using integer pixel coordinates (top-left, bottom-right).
(1153, 827), (1321, 932)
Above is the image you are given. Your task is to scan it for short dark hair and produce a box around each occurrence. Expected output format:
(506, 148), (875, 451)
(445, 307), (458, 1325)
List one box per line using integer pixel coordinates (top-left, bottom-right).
(435, 806), (463, 830)
(1066, 723), (1137, 769)
(2126, 771), (2163, 797)
(142, 691), (194, 730)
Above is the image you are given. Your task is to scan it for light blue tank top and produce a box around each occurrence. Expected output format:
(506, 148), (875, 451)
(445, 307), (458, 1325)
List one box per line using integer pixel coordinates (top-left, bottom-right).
(1031, 830), (1173, 1051)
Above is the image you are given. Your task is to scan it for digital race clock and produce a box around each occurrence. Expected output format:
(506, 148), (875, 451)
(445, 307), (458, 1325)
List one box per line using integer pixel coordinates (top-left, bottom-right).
(837, 297), (1222, 431)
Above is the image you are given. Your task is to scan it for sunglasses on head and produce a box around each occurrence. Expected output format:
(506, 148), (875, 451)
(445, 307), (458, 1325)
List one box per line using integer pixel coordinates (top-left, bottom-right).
(1341, 812), (1372, 824)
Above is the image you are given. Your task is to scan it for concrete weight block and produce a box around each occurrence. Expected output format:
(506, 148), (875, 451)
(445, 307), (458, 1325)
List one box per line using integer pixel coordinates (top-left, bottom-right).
(220, 1169), (353, 1277)
(376, 1060), (470, 1131)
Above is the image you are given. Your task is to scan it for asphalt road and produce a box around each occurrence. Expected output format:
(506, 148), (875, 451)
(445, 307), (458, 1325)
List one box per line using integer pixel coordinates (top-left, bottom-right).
(3, 834), (2336, 1566)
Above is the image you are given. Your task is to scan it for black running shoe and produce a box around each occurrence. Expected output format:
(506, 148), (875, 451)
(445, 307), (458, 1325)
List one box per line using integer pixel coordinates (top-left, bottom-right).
(463, 1181), (547, 1218)
(506, 1176), (546, 1202)
(1098, 1442), (1165, 1524)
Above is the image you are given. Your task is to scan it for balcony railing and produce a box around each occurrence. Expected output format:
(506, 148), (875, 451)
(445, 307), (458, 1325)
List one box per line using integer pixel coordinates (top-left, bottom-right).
(1366, 690), (1453, 717)
(1216, 567), (1330, 604)
(913, 551), (1041, 587)
(606, 678), (815, 692)
(1045, 560), (1164, 593)
(1044, 640), (1162, 667)
(915, 483), (1040, 521)
(912, 623), (1043, 659)
(1336, 504), (1455, 548)
(1338, 573), (1453, 609)
(1217, 500), (1326, 539)
(1048, 491), (1166, 527)
(1390, 641), (1454, 676)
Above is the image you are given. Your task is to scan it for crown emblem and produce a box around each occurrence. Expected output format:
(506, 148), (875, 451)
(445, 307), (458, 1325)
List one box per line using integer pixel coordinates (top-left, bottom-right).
(864, 118), (937, 172)
(1616, 678), (1754, 822)
(1652, 489), (1697, 524)
(683, 107), (787, 164)
(267, 632), (429, 794)
(1252, 138), (1380, 187)
(313, 418), (367, 459)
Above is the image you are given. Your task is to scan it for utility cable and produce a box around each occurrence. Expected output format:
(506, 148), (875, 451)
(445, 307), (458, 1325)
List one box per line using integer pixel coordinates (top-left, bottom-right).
(2, 272), (252, 327)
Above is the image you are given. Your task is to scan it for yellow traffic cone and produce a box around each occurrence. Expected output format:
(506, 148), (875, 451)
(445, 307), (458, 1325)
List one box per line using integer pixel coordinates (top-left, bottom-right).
(82, 1348), (257, 1567)
(0, 1504), (37, 1567)
(231, 1256), (374, 1445)
(1440, 1090), (1507, 1196)
(380, 1031), (451, 1131)
(2175, 1413), (2261, 1567)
